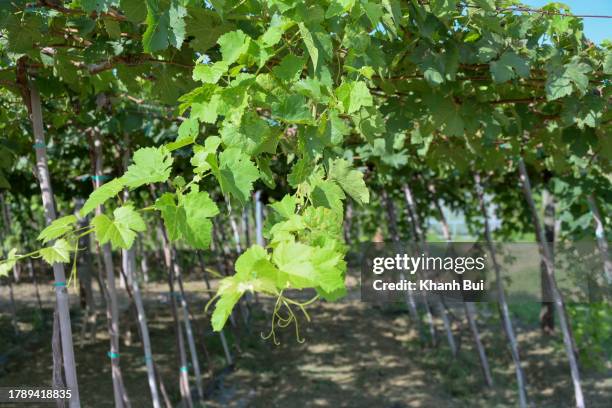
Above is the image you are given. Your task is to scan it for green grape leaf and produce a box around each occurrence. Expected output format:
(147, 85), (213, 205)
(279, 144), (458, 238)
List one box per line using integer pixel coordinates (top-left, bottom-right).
(168, 2), (187, 47)
(155, 193), (186, 241)
(104, 18), (121, 39)
(317, 285), (347, 301)
(121, 0), (147, 23)
(472, 0), (495, 11)
(336, 81), (373, 114)
(209, 148), (259, 206)
(211, 291), (242, 331)
(272, 94), (312, 124)
(326, 0), (356, 17)
(424, 93), (464, 136)
(218, 30), (250, 64)
(80, 178), (125, 217)
(352, 107), (385, 143)
(288, 157), (315, 187)
(256, 156), (276, 189)
(40, 239), (72, 265)
(167, 118), (198, 151)
(181, 190), (219, 249)
(363, 2), (384, 26)
(546, 59), (592, 100)
(272, 54), (306, 82)
(272, 241), (317, 288)
(268, 214), (306, 243)
(38, 215), (77, 244)
(311, 244), (345, 293)
(416, 49), (455, 87)
(82, 0), (112, 13)
(193, 61), (229, 84)
(191, 94), (221, 124)
(311, 179), (345, 214)
(92, 206), (146, 250)
(221, 113), (279, 155)
(143, 0), (170, 52)
(269, 194), (297, 219)
(328, 159), (369, 205)
(0, 248), (18, 278)
(260, 14), (291, 47)
(234, 245), (280, 286)
(490, 51), (530, 83)
(604, 51), (612, 75)
(185, 7), (230, 52)
(191, 136), (222, 174)
(212, 245), (279, 331)
(123, 147), (174, 189)
(298, 23), (318, 72)
(326, 110), (350, 144)
(303, 206), (344, 239)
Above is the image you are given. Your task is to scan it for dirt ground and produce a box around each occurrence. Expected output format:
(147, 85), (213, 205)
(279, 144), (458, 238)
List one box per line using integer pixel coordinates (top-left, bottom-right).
(1, 275), (611, 408)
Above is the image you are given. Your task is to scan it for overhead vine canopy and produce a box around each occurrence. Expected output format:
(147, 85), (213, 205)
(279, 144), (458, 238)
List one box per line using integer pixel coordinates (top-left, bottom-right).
(0, 0), (610, 331)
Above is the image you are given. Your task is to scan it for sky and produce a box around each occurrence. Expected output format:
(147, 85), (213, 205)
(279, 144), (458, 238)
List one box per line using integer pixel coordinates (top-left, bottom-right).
(525, 0), (612, 43)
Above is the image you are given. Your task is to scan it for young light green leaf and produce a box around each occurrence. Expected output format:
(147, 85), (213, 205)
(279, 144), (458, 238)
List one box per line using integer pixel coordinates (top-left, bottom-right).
(303, 206), (344, 240)
(80, 177), (125, 217)
(312, 244), (345, 293)
(178, 117), (199, 138)
(272, 241), (317, 288)
(155, 193), (186, 242)
(211, 245), (279, 331)
(193, 61), (229, 84)
(269, 194), (297, 219)
(40, 239), (72, 265)
(0, 248), (18, 278)
(92, 205), (146, 250)
(260, 14), (291, 47)
(336, 81), (373, 114)
(167, 118), (198, 151)
(234, 245), (283, 288)
(218, 30), (250, 64)
(211, 291), (242, 331)
(190, 136), (221, 174)
(38, 215), (77, 244)
(123, 147), (173, 189)
(191, 93), (221, 124)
